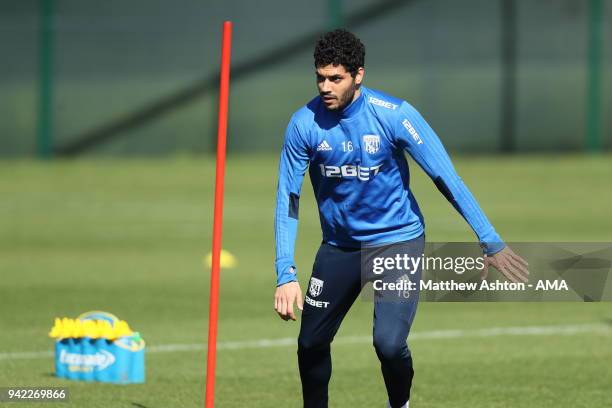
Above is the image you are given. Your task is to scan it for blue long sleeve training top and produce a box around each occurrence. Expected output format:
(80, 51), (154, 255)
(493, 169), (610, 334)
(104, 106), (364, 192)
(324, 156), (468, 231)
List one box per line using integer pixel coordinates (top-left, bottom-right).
(275, 86), (504, 286)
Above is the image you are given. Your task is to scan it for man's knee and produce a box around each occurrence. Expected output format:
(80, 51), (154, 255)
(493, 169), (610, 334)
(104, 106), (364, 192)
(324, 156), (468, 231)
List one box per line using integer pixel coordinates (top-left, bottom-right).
(373, 336), (410, 361)
(298, 333), (332, 353)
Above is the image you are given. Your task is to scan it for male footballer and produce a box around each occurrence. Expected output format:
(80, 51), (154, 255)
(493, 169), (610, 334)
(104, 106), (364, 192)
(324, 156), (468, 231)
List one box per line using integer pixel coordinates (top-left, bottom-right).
(274, 29), (528, 408)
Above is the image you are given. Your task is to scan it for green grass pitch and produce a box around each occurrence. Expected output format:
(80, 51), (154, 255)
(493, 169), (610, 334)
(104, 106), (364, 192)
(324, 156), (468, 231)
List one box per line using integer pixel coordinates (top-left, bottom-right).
(0, 154), (611, 407)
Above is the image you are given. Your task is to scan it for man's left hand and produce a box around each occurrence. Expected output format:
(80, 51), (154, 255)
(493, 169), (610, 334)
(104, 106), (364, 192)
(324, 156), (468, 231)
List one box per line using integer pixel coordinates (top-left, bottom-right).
(481, 246), (529, 283)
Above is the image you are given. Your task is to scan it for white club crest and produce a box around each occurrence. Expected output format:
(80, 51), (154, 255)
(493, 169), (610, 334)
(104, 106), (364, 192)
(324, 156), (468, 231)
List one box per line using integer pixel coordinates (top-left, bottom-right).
(308, 277), (324, 298)
(362, 135), (381, 154)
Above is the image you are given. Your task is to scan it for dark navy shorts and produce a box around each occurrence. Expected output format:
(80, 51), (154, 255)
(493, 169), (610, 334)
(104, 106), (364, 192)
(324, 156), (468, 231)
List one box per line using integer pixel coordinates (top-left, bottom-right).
(299, 233), (426, 349)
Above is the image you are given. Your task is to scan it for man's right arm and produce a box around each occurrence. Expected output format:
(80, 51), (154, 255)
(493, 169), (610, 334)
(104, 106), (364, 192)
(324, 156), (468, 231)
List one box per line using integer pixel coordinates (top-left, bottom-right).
(275, 115), (310, 286)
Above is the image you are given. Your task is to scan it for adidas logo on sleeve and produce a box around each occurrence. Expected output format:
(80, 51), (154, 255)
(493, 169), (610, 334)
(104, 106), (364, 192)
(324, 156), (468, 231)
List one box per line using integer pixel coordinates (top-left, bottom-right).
(316, 140), (333, 151)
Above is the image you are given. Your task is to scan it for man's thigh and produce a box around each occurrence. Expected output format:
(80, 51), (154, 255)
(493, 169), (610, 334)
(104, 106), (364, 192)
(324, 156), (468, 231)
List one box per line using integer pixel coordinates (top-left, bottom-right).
(365, 235), (425, 342)
(299, 243), (363, 345)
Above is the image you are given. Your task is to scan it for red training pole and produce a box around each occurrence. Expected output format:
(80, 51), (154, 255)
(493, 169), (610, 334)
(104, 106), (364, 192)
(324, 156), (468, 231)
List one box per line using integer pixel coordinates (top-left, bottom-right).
(205, 20), (232, 408)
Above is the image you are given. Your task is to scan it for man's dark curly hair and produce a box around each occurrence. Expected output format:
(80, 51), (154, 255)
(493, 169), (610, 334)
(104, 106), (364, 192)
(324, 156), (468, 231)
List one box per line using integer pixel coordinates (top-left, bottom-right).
(314, 29), (365, 77)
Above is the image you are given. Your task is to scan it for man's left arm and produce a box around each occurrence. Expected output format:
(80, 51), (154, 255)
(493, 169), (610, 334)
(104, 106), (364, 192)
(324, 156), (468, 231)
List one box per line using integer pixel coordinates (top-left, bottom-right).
(395, 102), (528, 282)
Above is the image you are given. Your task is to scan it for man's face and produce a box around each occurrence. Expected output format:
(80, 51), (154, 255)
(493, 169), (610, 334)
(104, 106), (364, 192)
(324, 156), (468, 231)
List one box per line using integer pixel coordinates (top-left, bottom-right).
(316, 64), (364, 111)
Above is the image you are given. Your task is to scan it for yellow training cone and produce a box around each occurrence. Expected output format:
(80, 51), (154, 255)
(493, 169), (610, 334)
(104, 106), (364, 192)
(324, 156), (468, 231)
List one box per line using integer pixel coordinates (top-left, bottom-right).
(114, 320), (133, 338)
(82, 319), (99, 339)
(98, 320), (114, 340)
(204, 249), (237, 269)
(49, 318), (62, 338)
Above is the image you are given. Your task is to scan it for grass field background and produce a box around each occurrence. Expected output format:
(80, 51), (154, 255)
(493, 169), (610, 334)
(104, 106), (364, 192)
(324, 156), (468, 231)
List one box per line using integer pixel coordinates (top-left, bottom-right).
(1, 154), (611, 407)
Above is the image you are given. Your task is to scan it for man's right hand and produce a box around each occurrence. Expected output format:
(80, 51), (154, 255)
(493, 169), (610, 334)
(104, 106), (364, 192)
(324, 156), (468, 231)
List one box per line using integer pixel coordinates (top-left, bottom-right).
(274, 281), (303, 321)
